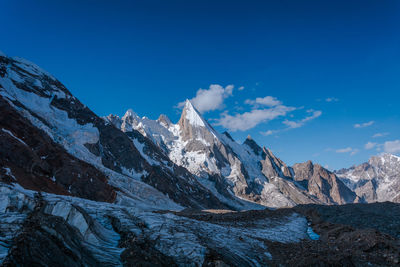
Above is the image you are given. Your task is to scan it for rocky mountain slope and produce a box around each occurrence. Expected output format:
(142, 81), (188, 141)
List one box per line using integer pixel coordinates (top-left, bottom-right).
(2, 51), (398, 266)
(108, 100), (358, 207)
(336, 153), (400, 202)
(0, 52), (232, 210)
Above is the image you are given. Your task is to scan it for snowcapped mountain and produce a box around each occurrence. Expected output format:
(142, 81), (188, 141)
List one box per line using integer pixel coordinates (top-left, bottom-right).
(336, 153), (400, 202)
(1, 52), (399, 266)
(0, 52), (229, 210)
(108, 99), (357, 207)
(0, 52), (318, 266)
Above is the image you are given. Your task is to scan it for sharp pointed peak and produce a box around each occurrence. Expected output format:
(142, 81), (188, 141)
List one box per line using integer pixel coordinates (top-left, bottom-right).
(244, 135), (259, 146)
(123, 108), (138, 118)
(262, 146), (272, 154)
(179, 99), (206, 127)
(223, 131), (234, 141)
(306, 160), (314, 165)
(183, 99), (199, 112)
(157, 114), (172, 127)
(244, 136), (263, 156)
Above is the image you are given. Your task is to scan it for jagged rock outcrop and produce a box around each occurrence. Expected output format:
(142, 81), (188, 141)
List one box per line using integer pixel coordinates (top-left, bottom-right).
(0, 95), (116, 202)
(261, 147), (293, 178)
(0, 51), (398, 266)
(111, 99), (356, 208)
(0, 52), (228, 210)
(292, 161), (357, 204)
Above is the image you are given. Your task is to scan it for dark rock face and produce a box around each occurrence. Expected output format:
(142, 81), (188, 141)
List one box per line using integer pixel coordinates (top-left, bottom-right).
(266, 202), (400, 266)
(243, 135), (264, 157)
(3, 195), (98, 267)
(0, 96), (116, 202)
(0, 53), (230, 210)
(292, 161), (357, 204)
(261, 147), (292, 178)
(109, 216), (177, 267)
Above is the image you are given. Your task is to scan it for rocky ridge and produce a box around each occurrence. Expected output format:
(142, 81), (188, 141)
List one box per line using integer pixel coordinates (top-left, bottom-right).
(1, 51), (399, 266)
(108, 99), (359, 208)
(336, 153), (400, 202)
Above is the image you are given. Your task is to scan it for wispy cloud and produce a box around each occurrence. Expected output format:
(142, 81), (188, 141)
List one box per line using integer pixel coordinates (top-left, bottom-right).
(354, 121), (374, 128)
(214, 104), (295, 132)
(245, 96), (282, 107)
(384, 140), (400, 154)
(336, 147), (352, 153)
(178, 84), (234, 113)
(373, 132), (389, 138)
(260, 129), (277, 136)
(238, 86), (245, 91)
(259, 109), (322, 136)
(335, 147), (359, 155)
(364, 142), (377, 150)
(325, 97), (339, 102)
(282, 110), (322, 129)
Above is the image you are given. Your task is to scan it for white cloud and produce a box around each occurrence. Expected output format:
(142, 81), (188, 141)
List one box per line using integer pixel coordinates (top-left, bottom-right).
(354, 121), (374, 128)
(238, 86), (245, 91)
(336, 147), (353, 153)
(325, 97), (339, 102)
(260, 130), (276, 136)
(373, 132), (389, 138)
(335, 147), (359, 155)
(282, 110), (322, 129)
(383, 140), (400, 154)
(214, 105), (295, 132)
(178, 84), (234, 113)
(364, 142), (377, 150)
(245, 96), (282, 107)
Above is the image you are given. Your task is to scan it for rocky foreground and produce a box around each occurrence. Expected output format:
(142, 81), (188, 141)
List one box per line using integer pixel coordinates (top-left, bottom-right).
(1, 52), (400, 266)
(1, 183), (399, 266)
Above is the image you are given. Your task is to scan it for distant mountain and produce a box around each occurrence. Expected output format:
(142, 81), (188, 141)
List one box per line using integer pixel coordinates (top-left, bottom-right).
(108, 100), (358, 207)
(1, 52), (398, 266)
(292, 161), (358, 204)
(336, 153), (400, 202)
(0, 52), (228, 210)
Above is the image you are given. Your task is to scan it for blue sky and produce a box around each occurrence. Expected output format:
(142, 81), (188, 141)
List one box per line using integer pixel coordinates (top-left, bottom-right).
(1, 0), (400, 169)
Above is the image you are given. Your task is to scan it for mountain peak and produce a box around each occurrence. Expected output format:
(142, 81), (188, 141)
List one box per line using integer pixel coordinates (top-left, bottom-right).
(157, 114), (172, 127)
(122, 109), (138, 120)
(244, 136), (263, 156)
(179, 99), (206, 127)
(223, 131), (234, 141)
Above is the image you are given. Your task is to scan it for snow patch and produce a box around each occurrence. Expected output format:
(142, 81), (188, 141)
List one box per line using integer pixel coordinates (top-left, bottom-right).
(2, 167), (16, 180)
(12, 57), (56, 80)
(1, 128), (28, 146)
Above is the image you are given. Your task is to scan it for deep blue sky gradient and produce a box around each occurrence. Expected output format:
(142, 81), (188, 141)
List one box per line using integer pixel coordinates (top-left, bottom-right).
(1, 0), (399, 169)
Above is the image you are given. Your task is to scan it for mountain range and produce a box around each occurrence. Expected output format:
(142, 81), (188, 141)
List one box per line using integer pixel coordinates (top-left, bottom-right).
(0, 51), (399, 266)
